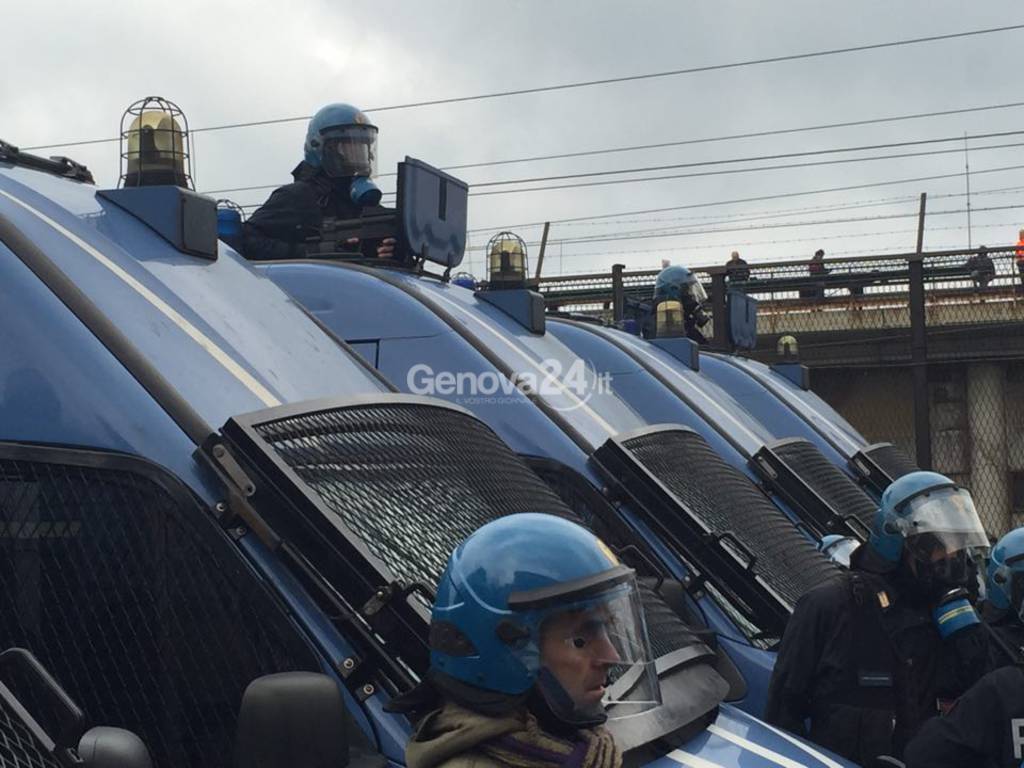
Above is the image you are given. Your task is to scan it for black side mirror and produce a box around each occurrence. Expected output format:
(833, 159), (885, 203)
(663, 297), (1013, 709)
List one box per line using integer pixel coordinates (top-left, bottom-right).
(77, 727), (153, 768)
(0, 647), (154, 768)
(237, 672), (368, 768)
(868, 758), (906, 768)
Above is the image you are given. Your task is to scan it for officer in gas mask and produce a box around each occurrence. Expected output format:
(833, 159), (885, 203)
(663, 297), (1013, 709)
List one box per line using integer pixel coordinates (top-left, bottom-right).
(981, 527), (1024, 666)
(898, 529), (1024, 767)
(394, 513), (661, 768)
(238, 103), (394, 261)
(649, 265), (711, 344)
(765, 471), (992, 766)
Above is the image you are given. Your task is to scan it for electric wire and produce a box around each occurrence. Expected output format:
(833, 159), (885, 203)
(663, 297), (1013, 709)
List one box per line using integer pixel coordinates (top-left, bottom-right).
(464, 164), (1024, 232)
(22, 23), (1024, 152)
(464, 204), (1024, 251)
(199, 99), (1024, 196)
(470, 140), (1024, 197)
(467, 129), (1024, 188)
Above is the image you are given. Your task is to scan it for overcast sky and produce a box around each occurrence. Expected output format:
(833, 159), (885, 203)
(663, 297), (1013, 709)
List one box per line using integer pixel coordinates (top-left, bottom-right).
(4, 1), (1023, 278)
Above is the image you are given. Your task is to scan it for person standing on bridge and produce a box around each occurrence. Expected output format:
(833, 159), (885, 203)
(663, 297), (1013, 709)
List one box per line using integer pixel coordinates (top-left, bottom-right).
(803, 248), (829, 299)
(1016, 228), (1024, 288)
(725, 250), (750, 284)
(967, 246), (996, 289)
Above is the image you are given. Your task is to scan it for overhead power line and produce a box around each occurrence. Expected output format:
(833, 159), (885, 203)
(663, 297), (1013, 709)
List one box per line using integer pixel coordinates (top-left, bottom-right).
(466, 203), (1024, 250)
(236, 148), (1024, 211)
(201, 99), (1024, 195)
(544, 185), (1024, 230)
(551, 188), (1024, 237)
(468, 129), (1024, 188)
(22, 23), (1024, 152)
(470, 140), (1024, 197)
(465, 165), (1024, 232)
(539, 220), (1020, 264)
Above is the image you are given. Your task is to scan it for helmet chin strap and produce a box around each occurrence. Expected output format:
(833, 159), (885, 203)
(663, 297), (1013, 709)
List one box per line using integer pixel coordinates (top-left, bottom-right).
(530, 668), (607, 734)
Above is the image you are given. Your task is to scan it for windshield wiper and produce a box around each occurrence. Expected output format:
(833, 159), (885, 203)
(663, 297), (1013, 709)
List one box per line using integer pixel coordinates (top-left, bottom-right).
(0, 139), (94, 183)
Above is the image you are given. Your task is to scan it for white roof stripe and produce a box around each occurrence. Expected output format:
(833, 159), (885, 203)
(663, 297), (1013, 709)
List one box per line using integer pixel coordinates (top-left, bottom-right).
(706, 725), (806, 767)
(0, 188), (281, 408)
(430, 291), (618, 439)
(664, 749), (733, 768)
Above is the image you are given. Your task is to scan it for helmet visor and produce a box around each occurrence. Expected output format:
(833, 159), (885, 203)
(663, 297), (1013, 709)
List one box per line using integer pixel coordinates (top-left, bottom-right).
(687, 279), (708, 305)
(902, 487), (989, 563)
(535, 576), (660, 722)
(822, 536), (860, 568)
(321, 124), (378, 178)
(1010, 570), (1024, 624)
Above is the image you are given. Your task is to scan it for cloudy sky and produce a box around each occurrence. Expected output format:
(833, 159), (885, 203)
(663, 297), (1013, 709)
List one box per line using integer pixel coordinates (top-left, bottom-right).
(4, 1), (1023, 278)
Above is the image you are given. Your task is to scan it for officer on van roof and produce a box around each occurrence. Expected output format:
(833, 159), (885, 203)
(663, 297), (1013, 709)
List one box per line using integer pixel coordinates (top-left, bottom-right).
(236, 103), (395, 261)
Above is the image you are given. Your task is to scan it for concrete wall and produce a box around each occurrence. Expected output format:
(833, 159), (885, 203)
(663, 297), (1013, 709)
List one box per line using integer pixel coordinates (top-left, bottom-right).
(812, 361), (1024, 536)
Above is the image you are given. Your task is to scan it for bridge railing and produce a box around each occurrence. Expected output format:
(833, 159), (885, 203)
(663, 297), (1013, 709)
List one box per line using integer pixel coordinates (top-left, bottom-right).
(538, 245), (1022, 336)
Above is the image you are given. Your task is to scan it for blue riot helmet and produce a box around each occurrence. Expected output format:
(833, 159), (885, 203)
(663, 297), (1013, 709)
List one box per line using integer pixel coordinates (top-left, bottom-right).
(652, 265), (710, 338)
(986, 527), (1024, 622)
(818, 534), (860, 569)
(653, 265), (707, 309)
(869, 471), (989, 590)
(303, 104), (381, 203)
(451, 272), (477, 290)
(430, 513), (660, 727)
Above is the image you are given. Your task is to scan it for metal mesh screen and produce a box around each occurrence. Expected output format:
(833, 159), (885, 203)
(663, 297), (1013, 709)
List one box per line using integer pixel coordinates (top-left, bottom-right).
(0, 453), (319, 768)
(251, 403), (708, 665)
(620, 429), (839, 609)
(862, 443), (919, 482)
(253, 404), (571, 591)
(0, 697), (59, 768)
(771, 440), (879, 528)
(526, 461), (705, 656)
(635, 580), (702, 660)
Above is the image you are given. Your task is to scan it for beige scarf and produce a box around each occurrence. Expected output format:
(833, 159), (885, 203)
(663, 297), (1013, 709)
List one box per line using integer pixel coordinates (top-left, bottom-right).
(477, 714), (621, 768)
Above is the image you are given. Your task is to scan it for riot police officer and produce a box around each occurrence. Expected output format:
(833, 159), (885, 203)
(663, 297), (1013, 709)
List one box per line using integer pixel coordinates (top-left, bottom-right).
(237, 103), (395, 261)
(648, 265), (711, 343)
(399, 513), (661, 768)
(903, 665), (1024, 767)
(764, 471), (992, 765)
(983, 527), (1024, 666)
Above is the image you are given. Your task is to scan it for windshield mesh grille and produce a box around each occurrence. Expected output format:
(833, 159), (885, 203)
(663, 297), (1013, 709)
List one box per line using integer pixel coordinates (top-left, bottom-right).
(0, 452), (318, 768)
(254, 404), (570, 590)
(773, 439), (878, 527)
(863, 443), (919, 483)
(0, 697), (59, 768)
(622, 429), (838, 610)
(251, 402), (707, 664)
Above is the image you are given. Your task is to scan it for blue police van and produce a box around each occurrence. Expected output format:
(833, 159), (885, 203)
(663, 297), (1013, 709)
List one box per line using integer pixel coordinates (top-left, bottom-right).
(0, 141), (858, 768)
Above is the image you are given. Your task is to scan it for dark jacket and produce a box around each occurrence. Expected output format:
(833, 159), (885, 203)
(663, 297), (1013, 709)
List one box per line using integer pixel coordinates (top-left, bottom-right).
(725, 258), (750, 282)
(904, 665), (1024, 768)
(984, 606), (1024, 668)
(238, 162), (386, 261)
(764, 550), (990, 765)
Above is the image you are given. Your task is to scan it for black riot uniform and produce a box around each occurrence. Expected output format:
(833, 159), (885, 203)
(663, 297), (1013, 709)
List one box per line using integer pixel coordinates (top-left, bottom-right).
(764, 546), (990, 766)
(985, 605), (1024, 668)
(904, 665), (1024, 768)
(237, 162), (390, 261)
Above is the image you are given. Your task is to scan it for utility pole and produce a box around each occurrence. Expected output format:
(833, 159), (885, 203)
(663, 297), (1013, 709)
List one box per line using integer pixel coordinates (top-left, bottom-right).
(534, 222), (551, 280)
(964, 132), (973, 248)
(910, 192), (932, 469)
